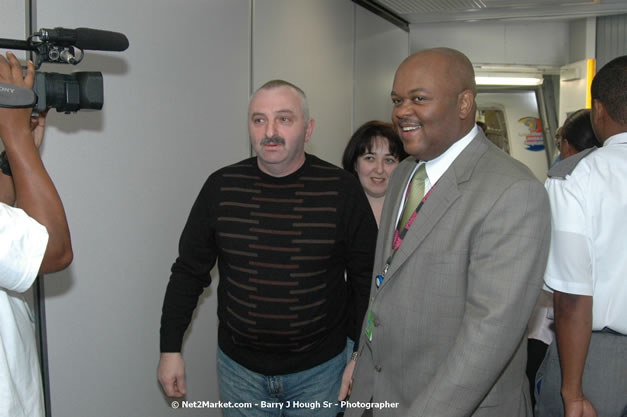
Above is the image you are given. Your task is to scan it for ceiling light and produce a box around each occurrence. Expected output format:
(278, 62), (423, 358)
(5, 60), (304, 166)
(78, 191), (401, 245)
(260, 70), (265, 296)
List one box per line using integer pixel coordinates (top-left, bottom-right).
(475, 74), (544, 86)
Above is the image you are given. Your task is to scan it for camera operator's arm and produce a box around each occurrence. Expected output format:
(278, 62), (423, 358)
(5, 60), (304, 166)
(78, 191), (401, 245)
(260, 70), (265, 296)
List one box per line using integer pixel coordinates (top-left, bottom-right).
(0, 52), (72, 273)
(1, 111), (47, 205)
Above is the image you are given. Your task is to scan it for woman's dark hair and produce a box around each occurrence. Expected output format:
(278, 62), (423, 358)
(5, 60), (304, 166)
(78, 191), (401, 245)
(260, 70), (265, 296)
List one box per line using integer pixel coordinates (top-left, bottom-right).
(561, 109), (601, 152)
(342, 120), (408, 176)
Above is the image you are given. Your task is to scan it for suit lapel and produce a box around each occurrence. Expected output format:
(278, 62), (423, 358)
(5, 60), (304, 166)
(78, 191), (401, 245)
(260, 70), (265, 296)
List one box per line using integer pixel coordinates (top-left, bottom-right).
(379, 133), (489, 287)
(381, 174), (459, 282)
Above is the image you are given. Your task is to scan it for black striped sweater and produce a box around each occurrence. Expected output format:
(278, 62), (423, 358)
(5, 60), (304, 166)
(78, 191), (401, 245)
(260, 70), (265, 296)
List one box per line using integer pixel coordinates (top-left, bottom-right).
(160, 154), (377, 375)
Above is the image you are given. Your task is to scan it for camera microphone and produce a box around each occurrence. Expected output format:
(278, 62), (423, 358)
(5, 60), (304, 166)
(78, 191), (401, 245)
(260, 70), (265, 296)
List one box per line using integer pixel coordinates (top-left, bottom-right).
(0, 26), (128, 112)
(38, 27), (129, 52)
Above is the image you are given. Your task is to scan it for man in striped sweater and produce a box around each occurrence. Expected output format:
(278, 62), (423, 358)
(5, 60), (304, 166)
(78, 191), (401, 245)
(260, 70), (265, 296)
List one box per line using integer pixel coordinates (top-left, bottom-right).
(158, 80), (377, 416)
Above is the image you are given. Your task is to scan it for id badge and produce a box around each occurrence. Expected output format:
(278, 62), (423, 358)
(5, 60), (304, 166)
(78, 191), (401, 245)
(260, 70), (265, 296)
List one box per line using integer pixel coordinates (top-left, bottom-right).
(375, 274), (384, 288)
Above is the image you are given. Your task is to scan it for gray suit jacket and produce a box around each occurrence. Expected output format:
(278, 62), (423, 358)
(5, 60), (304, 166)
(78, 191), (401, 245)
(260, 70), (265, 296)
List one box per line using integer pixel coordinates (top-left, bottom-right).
(346, 133), (551, 417)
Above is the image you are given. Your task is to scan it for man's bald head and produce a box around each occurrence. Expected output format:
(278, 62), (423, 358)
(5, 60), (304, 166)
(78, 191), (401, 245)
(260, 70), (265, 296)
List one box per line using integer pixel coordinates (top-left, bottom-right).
(391, 47), (477, 161)
(400, 48), (477, 96)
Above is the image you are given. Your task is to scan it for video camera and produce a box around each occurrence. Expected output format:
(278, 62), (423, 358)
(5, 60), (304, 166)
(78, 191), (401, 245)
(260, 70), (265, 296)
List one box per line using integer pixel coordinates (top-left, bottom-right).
(0, 27), (129, 113)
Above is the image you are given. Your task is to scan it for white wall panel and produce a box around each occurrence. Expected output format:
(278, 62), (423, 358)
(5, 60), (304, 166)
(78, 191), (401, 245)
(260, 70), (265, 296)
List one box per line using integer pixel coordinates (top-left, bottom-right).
(35, 1), (250, 416)
(409, 20), (570, 67)
(0, 0), (27, 58)
(252, 0), (354, 167)
(596, 13), (627, 69)
(354, 6), (409, 130)
(569, 18), (596, 63)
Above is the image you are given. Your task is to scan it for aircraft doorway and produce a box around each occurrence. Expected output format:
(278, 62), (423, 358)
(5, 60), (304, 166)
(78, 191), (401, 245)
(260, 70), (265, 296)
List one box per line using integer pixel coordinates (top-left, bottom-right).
(476, 87), (555, 182)
(478, 106), (511, 155)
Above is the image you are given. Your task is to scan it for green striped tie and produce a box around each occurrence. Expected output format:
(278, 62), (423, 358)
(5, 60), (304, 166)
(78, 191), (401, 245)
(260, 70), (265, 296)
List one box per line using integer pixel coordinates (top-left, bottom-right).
(399, 163), (427, 230)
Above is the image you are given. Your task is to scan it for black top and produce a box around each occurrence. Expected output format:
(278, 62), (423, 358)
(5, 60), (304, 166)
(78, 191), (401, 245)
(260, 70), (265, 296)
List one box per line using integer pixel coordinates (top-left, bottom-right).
(160, 154), (377, 375)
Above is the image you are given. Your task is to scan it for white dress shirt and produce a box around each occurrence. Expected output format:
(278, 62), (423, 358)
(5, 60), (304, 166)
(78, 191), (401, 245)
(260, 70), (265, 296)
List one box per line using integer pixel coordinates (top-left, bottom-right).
(396, 125), (478, 227)
(544, 132), (627, 334)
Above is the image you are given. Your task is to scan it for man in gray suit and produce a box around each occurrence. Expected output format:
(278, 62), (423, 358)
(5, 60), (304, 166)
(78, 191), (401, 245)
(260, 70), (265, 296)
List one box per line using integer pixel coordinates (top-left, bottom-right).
(341, 48), (551, 416)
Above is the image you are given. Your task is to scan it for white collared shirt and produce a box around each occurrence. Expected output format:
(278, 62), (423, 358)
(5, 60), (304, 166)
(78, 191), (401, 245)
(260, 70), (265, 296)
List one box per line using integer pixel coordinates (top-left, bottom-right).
(544, 132), (627, 334)
(0, 202), (48, 417)
(395, 126), (478, 227)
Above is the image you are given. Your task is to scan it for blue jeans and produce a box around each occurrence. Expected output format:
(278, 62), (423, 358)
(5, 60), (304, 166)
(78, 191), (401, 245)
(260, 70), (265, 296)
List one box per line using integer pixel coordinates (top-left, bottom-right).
(217, 342), (352, 417)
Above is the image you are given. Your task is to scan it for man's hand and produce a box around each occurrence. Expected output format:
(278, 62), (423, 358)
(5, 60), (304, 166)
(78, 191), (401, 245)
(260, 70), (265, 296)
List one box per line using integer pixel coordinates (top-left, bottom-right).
(0, 54), (47, 205)
(338, 359), (356, 401)
(158, 352), (187, 398)
(30, 110), (48, 149)
(0, 52), (35, 142)
(563, 395), (598, 417)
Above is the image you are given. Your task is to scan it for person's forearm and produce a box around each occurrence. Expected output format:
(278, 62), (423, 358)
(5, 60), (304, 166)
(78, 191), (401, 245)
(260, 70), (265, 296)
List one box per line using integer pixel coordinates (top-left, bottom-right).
(4, 130), (72, 273)
(554, 291), (593, 400)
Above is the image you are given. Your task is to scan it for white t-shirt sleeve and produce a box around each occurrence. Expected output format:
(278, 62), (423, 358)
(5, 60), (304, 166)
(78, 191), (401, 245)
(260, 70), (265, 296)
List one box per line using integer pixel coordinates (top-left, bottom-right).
(543, 174), (593, 296)
(0, 202), (49, 293)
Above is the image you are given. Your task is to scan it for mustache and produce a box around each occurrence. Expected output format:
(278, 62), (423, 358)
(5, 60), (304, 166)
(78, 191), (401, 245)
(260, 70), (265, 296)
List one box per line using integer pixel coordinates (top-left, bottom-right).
(397, 118), (423, 126)
(260, 136), (286, 146)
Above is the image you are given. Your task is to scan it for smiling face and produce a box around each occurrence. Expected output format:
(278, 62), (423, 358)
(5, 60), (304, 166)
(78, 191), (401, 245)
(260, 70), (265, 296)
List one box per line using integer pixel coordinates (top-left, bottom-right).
(248, 85), (314, 177)
(391, 50), (475, 161)
(355, 136), (400, 199)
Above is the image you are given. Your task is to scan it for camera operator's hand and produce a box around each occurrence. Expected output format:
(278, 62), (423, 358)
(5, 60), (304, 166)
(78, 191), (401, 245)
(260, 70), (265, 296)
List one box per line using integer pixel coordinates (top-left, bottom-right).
(0, 52), (35, 141)
(0, 52), (38, 204)
(30, 110), (49, 150)
(0, 52), (47, 149)
(0, 51), (72, 274)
